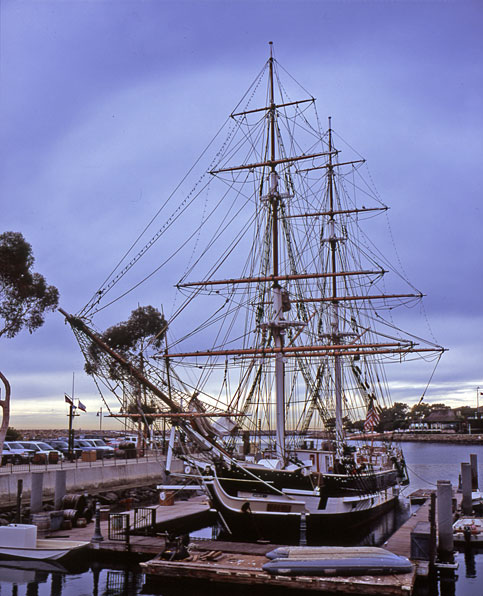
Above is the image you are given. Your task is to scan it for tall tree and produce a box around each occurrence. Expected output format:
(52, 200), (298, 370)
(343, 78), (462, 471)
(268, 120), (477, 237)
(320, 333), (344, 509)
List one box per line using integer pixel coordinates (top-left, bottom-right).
(85, 305), (168, 443)
(0, 232), (59, 456)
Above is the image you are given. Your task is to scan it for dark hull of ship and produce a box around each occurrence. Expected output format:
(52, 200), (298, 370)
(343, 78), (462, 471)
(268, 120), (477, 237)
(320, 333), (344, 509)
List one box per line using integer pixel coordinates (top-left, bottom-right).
(206, 478), (398, 545)
(203, 462), (400, 544)
(212, 462), (400, 498)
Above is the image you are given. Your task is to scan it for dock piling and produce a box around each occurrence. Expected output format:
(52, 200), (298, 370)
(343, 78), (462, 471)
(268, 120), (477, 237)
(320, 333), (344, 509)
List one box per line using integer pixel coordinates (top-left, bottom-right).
(30, 472), (44, 514)
(16, 479), (23, 523)
(54, 469), (66, 509)
(470, 453), (478, 490)
(461, 462), (473, 515)
(436, 480), (454, 556)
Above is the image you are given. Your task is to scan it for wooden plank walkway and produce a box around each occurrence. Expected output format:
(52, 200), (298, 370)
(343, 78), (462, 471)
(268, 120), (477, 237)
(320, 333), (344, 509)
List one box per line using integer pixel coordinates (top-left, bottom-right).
(47, 498), (211, 556)
(384, 499), (431, 558)
(141, 549), (415, 595)
(46, 495), (418, 594)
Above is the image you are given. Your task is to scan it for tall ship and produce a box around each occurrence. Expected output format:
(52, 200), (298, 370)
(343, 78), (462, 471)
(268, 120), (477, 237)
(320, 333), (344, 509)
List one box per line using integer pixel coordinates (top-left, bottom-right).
(61, 45), (444, 544)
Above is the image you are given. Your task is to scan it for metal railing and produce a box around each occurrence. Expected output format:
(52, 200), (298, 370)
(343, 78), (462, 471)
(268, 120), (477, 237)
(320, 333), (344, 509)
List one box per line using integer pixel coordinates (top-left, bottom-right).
(133, 506), (157, 535)
(0, 449), (164, 474)
(108, 513), (130, 544)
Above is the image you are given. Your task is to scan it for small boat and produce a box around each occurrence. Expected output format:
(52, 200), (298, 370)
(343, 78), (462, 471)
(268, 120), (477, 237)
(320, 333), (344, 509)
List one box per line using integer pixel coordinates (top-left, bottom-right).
(472, 490), (483, 513)
(263, 545), (412, 576)
(453, 517), (483, 544)
(266, 545), (394, 559)
(0, 524), (89, 561)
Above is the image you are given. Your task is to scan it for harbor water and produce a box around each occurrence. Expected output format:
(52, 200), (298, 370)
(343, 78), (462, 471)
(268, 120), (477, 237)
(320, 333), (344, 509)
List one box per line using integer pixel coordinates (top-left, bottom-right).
(0, 441), (481, 595)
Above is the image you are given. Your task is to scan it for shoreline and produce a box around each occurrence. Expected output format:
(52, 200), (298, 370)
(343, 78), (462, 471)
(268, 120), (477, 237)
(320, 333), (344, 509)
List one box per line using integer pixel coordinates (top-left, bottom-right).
(353, 432), (483, 445)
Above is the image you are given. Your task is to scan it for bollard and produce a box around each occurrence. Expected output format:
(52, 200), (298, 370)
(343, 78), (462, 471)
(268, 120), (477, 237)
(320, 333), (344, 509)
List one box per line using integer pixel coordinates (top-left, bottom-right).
(91, 502), (104, 542)
(470, 454), (478, 490)
(30, 472), (44, 514)
(437, 480), (454, 556)
(461, 462), (473, 515)
(54, 469), (67, 510)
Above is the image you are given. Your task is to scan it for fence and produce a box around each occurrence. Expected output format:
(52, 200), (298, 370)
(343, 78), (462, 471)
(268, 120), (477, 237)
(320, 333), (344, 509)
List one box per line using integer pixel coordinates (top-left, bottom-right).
(0, 449), (163, 475)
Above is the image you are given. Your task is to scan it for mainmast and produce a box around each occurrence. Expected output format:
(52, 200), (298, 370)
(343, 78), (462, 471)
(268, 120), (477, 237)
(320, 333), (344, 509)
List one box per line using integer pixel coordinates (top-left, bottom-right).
(267, 42), (286, 464)
(327, 118), (344, 459)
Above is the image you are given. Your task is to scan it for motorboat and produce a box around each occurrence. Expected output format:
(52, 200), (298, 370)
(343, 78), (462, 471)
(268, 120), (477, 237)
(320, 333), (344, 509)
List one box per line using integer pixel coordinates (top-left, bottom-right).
(0, 524), (89, 561)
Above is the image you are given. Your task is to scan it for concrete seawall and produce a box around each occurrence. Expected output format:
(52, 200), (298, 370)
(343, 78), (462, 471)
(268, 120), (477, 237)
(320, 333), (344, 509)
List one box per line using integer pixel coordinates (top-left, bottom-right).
(0, 457), (184, 505)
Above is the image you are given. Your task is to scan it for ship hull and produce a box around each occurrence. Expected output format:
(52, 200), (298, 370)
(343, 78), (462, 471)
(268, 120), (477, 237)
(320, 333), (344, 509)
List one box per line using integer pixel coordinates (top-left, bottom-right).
(205, 472), (399, 545)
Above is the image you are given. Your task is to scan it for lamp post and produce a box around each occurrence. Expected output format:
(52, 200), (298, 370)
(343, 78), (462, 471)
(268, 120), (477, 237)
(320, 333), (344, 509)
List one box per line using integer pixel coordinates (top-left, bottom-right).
(97, 407), (103, 431)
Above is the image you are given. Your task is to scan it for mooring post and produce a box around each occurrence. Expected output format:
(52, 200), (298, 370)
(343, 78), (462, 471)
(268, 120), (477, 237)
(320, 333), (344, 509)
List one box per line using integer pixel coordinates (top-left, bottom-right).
(461, 462), (473, 515)
(429, 491), (437, 566)
(16, 479), (23, 523)
(30, 472), (44, 514)
(470, 453), (478, 490)
(91, 501), (104, 542)
(54, 469), (66, 510)
(437, 480), (454, 556)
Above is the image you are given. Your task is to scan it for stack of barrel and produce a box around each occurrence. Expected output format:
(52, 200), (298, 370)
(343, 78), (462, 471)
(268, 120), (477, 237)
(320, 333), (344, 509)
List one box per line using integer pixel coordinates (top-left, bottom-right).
(60, 493), (95, 529)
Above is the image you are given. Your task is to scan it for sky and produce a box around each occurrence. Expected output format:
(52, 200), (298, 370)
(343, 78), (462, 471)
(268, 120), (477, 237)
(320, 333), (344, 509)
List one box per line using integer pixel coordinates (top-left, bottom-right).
(1, 0), (482, 430)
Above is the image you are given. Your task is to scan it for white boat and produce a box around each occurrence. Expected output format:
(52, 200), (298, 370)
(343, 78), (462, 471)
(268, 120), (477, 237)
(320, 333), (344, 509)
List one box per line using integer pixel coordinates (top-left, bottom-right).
(0, 524), (89, 561)
(453, 517), (483, 544)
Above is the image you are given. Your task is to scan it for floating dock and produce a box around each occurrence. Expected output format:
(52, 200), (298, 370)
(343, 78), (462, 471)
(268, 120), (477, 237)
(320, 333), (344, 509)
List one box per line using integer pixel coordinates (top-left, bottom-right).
(141, 541), (415, 595)
(44, 495), (418, 594)
(41, 485), (483, 595)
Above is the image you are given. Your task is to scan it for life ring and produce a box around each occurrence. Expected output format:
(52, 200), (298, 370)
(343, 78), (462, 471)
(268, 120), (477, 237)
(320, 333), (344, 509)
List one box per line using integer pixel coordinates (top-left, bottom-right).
(184, 465), (192, 474)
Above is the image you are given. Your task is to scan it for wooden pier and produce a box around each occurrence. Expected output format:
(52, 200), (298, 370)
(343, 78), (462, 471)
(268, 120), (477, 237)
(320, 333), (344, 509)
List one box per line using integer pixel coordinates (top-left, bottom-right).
(48, 497), (212, 557)
(45, 494), (436, 594)
(141, 542), (415, 595)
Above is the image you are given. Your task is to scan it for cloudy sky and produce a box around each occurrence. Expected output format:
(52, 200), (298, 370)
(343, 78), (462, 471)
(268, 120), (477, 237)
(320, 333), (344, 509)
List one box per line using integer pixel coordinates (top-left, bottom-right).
(1, 0), (482, 430)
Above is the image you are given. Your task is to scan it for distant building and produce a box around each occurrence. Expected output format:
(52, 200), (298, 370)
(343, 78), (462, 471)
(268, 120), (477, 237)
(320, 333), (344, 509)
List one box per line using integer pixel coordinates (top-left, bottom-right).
(423, 409), (462, 433)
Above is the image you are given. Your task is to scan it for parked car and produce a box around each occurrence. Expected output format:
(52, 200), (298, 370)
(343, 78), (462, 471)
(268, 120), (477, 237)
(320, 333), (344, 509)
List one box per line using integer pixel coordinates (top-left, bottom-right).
(81, 438), (115, 458)
(18, 441), (63, 464)
(1, 442), (34, 465)
(45, 439), (82, 459)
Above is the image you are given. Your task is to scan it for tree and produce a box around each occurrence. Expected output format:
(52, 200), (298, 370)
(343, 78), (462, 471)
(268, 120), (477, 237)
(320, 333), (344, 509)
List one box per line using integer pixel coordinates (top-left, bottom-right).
(0, 232), (59, 458)
(85, 305), (167, 377)
(85, 305), (168, 443)
(0, 232), (59, 338)
(378, 402), (410, 431)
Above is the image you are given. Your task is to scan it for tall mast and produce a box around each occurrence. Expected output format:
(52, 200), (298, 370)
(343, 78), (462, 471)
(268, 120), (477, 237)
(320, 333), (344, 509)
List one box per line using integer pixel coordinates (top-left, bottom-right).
(327, 118), (344, 458)
(268, 42), (286, 464)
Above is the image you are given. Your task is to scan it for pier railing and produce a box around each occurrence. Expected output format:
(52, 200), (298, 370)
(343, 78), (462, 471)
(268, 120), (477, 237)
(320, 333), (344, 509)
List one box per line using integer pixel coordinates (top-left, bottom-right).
(0, 449), (164, 474)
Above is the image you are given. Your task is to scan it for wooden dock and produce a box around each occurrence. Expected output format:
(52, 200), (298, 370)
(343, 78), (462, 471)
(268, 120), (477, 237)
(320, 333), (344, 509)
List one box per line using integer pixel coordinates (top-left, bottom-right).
(47, 497), (212, 557)
(45, 495), (424, 594)
(141, 542), (415, 595)
(384, 498), (431, 559)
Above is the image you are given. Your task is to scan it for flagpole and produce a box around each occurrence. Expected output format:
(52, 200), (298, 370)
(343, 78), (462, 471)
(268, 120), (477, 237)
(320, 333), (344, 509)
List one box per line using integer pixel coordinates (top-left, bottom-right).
(68, 399), (74, 461)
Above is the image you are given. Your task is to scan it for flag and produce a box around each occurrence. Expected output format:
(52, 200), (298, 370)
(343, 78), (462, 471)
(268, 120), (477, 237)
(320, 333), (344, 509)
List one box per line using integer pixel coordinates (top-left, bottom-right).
(78, 401), (87, 412)
(364, 397), (380, 432)
(65, 394), (74, 406)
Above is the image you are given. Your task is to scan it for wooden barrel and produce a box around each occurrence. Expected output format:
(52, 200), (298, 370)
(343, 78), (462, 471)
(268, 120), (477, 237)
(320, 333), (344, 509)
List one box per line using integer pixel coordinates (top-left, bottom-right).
(61, 493), (87, 512)
(31, 512), (50, 533)
(62, 509), (80, 526)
